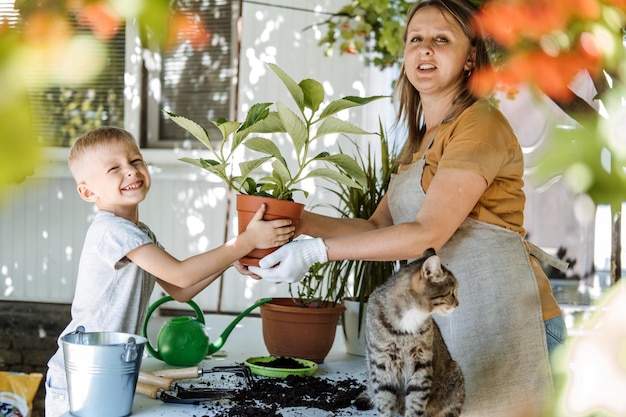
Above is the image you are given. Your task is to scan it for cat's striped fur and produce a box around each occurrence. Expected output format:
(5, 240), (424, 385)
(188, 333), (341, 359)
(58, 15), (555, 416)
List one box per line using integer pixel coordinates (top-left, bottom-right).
(365, 248), (464, 417)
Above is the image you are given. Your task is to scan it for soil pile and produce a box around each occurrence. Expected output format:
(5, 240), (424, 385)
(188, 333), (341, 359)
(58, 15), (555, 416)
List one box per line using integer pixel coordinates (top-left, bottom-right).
(204, 374), (368, 417)
(179, 358), (371, 416)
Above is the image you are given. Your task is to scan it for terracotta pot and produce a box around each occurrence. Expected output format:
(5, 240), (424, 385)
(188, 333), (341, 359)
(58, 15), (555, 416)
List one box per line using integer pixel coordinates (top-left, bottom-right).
(236, 194), (305, 266)
(260, 298), (346, 363)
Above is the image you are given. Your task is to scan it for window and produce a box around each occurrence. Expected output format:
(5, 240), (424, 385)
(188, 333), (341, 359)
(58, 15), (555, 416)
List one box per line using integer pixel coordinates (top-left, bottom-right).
(147, 0), (240, 148)
(16, 0), (239, 148)
(29, 18), (126, 147)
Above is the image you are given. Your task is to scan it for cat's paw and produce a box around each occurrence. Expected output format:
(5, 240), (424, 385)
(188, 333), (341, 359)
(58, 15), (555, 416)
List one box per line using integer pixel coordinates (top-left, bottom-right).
(354, 391), (373, 410)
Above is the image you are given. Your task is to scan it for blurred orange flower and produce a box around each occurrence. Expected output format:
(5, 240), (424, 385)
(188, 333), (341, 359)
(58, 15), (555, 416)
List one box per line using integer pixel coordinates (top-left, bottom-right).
(472, 0), (608, 101)
(166, 12), (211, 51)
(23, 12), (72, 46)
(469, 66), (498, 97)
(476, 1), (570, 47)
(471, 43), (601, 101)
(569, 0), (602, 20)
(476, 0), (602, 48)
(77, 2), (122, 41)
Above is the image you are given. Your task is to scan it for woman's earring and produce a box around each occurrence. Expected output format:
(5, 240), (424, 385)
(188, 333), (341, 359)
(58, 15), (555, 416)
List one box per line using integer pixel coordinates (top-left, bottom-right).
(465, 69), (472, 78)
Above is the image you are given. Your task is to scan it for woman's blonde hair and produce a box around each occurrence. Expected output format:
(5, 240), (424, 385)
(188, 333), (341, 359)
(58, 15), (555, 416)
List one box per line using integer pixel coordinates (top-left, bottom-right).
(394, 0), (492, 164)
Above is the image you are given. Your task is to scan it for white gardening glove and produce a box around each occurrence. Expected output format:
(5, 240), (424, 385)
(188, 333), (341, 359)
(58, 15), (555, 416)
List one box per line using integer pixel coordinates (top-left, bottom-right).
(248, 238), (328, 283)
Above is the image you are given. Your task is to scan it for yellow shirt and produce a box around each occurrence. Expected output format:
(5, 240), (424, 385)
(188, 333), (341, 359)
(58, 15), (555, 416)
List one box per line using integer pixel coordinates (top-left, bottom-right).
(406, 100), (560, 320)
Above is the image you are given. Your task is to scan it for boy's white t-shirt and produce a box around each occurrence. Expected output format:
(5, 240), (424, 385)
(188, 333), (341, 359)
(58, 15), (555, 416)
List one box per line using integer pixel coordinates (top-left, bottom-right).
(46, 210), (159, 388)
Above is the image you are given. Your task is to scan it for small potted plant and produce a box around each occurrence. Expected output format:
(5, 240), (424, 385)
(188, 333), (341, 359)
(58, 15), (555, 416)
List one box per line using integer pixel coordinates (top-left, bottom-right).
(166, 63), (386, 265)
(259, 262), (347, 364)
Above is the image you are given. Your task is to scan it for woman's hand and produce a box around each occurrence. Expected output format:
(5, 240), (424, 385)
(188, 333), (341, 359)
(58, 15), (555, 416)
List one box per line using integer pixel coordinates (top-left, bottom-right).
(248, 238), (328, 283)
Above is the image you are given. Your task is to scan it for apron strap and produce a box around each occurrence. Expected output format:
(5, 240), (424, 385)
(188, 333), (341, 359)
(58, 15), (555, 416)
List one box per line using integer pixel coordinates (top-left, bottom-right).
(526, 241), (569, 272)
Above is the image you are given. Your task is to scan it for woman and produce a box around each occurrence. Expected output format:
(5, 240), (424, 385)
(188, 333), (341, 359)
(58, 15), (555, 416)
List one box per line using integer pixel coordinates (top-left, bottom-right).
(249, 1), (565, 415)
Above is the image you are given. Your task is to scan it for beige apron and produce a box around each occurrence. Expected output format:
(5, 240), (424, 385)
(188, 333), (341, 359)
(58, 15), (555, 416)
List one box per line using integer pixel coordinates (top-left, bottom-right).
(386, 158), (552, 417)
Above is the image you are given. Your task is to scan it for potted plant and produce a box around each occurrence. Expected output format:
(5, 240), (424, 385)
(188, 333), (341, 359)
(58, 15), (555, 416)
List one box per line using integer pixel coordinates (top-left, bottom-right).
(259, 262), (347, 364)
(165, 63), (386, 265)
(258, 128), (399, 362)
(323, 125), (400, 356)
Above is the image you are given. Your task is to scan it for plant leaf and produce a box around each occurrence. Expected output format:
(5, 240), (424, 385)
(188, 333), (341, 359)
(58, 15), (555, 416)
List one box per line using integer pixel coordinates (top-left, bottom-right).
(239, 156), (272, 179)
(244, 136), (287, 166)
(267, 63), (305, 112)
(239, 102), (272, 131)
(276, 102), (308, 156)
(318, 95), (388, 120)
(315, 153), (367, 186)
(314, 117), (374, 139)
(258, 174), (290, 200)
(214, 119), (241, 147)
(165, 110), (215, 151)
(251, 112), (286, 134)
(258, 181), (278, 194)
(271, 159), (292, 185)
(303, 168), (363, 189)
(233, 102), (272, 148)
(179, 157), (229, 183)
(179, 157), (208, 169)
(238, 177), (258, 195)
(300, 78), (325, 114)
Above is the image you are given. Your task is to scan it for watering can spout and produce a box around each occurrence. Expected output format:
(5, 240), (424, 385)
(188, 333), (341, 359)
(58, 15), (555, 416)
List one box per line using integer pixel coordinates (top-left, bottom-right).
(206, 297), (272, 355)
(143, 296), (273, 366)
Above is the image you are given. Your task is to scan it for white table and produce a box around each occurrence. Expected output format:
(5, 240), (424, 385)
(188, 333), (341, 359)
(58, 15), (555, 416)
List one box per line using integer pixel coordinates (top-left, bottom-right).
(132, 313), (376, 416)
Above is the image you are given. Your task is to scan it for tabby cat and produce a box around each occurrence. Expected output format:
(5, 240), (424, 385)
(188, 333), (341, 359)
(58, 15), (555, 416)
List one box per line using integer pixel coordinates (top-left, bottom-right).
(364, 248), (464, 417)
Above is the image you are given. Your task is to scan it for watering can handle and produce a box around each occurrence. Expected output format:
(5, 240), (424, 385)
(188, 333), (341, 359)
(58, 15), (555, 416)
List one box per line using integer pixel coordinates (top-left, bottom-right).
(141, 295), (205, 360)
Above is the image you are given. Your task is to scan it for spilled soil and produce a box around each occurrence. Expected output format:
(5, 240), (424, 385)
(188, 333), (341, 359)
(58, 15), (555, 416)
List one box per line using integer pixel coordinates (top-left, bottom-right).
(220, 375), (365, 416)
(196, 370), (370, 416)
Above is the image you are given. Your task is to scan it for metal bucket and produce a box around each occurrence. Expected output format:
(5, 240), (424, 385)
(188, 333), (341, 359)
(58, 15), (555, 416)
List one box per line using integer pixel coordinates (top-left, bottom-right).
(61, 326), (146, 417)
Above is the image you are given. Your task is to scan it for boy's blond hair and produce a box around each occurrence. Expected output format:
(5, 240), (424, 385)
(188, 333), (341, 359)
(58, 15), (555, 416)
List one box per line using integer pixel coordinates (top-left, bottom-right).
(68, 127), (139, 183)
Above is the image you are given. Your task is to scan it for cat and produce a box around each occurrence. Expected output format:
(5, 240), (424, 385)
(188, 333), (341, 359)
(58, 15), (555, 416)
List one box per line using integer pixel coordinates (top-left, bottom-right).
(363, 248), (464, 417)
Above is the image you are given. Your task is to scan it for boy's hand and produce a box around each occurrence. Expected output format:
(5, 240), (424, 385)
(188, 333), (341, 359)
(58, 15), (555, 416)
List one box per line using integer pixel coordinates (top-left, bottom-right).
(244, 204), (295, 249)
(233, 260), (261, 280)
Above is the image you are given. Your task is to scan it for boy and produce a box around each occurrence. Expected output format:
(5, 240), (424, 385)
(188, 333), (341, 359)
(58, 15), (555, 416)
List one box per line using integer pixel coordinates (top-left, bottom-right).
(45, 127), (294, 416)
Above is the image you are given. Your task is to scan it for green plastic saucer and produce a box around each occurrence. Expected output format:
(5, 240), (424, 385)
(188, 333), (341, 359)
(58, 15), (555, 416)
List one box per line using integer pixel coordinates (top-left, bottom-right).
(244, 356), (318, 378)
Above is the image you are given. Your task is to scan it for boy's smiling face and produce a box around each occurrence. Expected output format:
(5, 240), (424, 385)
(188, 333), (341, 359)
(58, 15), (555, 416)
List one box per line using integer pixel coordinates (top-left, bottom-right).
(75, 139), (151, 222)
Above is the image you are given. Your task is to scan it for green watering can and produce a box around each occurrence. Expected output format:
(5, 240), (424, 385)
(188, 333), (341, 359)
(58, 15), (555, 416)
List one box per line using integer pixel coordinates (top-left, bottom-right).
(142, 295), (272, 367)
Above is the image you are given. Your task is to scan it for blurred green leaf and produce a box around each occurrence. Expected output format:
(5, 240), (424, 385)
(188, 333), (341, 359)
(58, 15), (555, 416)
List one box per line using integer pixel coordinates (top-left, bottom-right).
(0, 93), (40, 191)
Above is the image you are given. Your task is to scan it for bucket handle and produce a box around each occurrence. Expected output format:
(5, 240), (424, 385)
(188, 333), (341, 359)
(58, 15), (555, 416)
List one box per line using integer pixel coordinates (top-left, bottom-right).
(122, 337), (139, 362)
(68, 326), (87, 344)
(69, 326), (140, 361)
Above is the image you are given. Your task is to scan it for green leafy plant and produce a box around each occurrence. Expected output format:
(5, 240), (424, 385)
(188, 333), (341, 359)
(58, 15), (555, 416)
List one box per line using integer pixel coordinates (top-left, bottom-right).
(288, 261), (348, 308)
(290, 123), (400, 312)
(165, 63), (387, 201)
(316, 0), (412, 70)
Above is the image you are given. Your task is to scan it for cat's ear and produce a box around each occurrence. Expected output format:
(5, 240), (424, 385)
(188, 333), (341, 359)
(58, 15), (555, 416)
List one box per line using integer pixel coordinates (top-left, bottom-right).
(422, 255), (444, 282)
